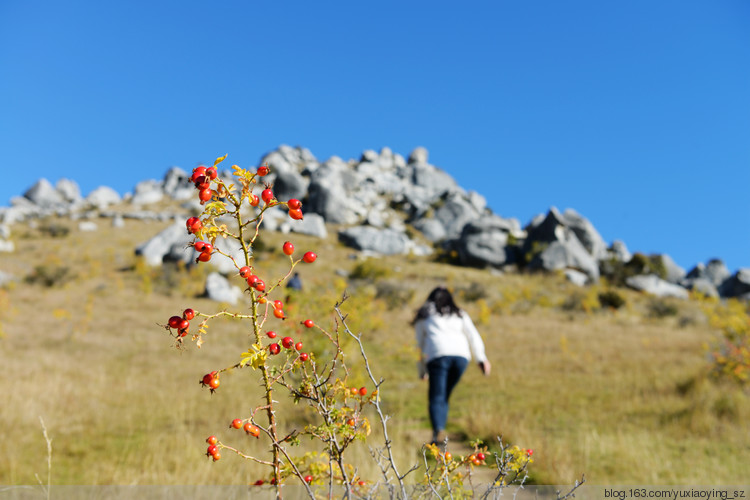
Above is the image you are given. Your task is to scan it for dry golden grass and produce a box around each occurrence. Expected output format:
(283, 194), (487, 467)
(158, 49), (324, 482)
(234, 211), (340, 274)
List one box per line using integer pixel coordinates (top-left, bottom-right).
(0, 212), (748, 486)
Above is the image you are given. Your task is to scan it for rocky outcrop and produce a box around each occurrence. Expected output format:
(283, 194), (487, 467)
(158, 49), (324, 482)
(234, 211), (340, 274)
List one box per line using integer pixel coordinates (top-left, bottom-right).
(2, 144), (746, 301)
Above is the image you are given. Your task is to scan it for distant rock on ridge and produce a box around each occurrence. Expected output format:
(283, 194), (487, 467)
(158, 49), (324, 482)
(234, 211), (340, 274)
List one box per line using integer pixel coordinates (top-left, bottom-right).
(1, 144), (748, 302)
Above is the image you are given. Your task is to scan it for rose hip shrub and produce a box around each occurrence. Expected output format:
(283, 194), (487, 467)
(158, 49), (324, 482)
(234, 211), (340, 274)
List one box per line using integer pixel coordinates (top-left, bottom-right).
(160, 155), (544, 499)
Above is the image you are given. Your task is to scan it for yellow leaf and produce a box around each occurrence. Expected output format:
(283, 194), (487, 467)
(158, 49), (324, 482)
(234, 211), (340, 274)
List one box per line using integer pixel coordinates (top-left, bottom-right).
(214, 154), (228, 167)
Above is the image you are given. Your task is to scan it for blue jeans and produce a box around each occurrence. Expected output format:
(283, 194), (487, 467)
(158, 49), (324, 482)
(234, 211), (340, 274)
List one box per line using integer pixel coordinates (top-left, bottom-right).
(427, 356), (469, 435)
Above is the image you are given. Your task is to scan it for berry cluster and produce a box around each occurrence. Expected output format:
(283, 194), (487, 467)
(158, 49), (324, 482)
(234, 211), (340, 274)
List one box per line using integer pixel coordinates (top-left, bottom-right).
(205, 435), (221, 461)
(194, 241), (213, 263)
(166, 308), (196, 338)
(200, 371), (220, 392)
(190, 165), (219, 204)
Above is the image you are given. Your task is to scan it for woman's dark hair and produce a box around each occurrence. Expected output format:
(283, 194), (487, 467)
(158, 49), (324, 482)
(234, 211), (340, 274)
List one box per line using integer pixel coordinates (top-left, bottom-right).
(412, 286), (461, 324)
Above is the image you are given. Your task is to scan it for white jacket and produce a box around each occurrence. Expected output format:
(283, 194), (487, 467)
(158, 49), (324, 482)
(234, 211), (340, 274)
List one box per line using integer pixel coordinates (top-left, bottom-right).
(415, 306), (488, 364)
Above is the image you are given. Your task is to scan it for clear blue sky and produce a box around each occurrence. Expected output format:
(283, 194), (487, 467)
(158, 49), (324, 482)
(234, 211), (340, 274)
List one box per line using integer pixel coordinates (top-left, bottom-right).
(1, 1), (748, 272)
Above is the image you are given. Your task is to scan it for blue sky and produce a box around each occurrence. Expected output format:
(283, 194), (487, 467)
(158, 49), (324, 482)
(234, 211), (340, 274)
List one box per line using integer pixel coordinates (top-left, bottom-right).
(1, 1), (748, 272)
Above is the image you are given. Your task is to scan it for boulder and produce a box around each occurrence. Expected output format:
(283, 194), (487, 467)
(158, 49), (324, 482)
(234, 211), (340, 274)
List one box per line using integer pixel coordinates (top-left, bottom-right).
(260, 148), (311, 202)
(718, 269), (750, 299)
(136, 222), (191, 266)
(682, 277), (719, 298)
(112, 214), (125, 228)
(431, 192), (483, 240)
(561, 208), (608, 260)
(408, 146), (429, 164)
(524, 208), (600, 281)
(530, 239), (600, 282)
(625, 274), (689, 299)
(86, 186), (121, 209)
(338, 226), (410, 255)
(607, 240), (632, 262)
(162, 167), (194, 200)
(78, 221), (98, 232)
(279, 212), (328, 239)
(456, 216), (516, 267)
(653, 254), (686, 284)
(307, 171), (358, 224)
(413, 218), (447, 242)
(685, 259), (730, 287)
(204, 272), (243, 305)
(564, 269), (589, 287)
(56, 179), (83, 204)
(24, 179), (65, 208)
(131, 179), (164, 205)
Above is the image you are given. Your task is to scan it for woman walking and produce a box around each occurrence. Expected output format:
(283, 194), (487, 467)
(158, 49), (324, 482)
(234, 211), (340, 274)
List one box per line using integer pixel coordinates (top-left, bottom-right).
(413, 286), (491, 445)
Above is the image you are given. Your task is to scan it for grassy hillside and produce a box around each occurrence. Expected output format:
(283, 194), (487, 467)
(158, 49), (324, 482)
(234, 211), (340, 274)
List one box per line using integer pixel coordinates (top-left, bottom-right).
(0, 206), (748, 486)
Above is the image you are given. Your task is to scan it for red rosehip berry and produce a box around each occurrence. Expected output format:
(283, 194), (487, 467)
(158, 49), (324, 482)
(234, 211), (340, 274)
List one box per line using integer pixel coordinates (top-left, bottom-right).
(261, 188), (274, 204)
(206, 166), (218, 180)
(526, 449), (533, 457)
(302, 251), (317, 263)
(257, 165), (269, 176)
(273, 309), (285, 319)
(249, 194), (260, 207)
(194, 176), (209, 190)
(239, 266), (252, 278)
(303, 319), (314, 328)
(186, 216), (202, 234)
(199, 188), (213, 203)
(212, 452), (221, 461)
(191, 170), (206, 185)
(207, 445), (218, 456)
(253, 480), (264, 486)
(266, 330), (277, 339)
(287, 198), (301, 210)
(269, 343), (281, 355)
(197, 251), (212, 262)
(182, 308), (195, 320)
(194, 241), (212, 253)
(168, 315), (183, 329)
(299, 352), (309, 362)
(244, 423), (260, 438)
(246, 274), (259, 286)
(304, 475), (313, 483)
(282, 337), (294, 349)
(282, 241), (294, 256)
(288, 208), (303, 220)
(253, 279), (265, 292)
(476, 452), (486, 461)
(347, 418), (356, 427)
(206, 435), (218, 446)
(295, 342), (303, 351)
(201, 371), (218, 385)
(273, 300), (284, 310)
(208, 378), (220, 390)
(359, 387), (367, 396)
(231, 419), (243, 429)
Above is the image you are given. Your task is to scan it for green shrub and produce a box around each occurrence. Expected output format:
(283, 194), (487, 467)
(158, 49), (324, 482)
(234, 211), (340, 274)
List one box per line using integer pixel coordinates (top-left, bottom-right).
(25, 264), (74, 287)
(456, 282), (488, 302)
(646, 298), (679, 319)
(601, 252), (668, 287)
(598, 290), (626, 309)
(349, 258), (392, 280)
(375, 282), (415, 310)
